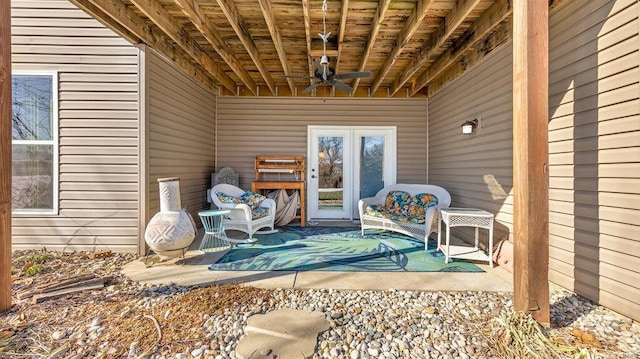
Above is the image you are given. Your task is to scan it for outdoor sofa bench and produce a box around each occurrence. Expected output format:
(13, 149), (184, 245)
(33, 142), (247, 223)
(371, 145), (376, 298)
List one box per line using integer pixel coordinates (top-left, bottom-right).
(358, 184), (451, 249)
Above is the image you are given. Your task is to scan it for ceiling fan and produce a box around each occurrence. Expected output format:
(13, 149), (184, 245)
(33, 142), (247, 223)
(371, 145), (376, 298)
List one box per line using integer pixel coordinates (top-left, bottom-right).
(285, 0), (372, 95)
(295, 58), (372, 95)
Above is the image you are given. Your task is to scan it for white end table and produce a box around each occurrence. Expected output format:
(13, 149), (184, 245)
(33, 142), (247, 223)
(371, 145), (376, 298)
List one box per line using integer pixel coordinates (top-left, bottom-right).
(437, 208), (494, 267)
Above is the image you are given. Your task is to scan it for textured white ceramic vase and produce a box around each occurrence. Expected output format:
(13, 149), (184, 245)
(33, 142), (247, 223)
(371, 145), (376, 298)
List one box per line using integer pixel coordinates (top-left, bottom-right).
(144, 177), (196, 258)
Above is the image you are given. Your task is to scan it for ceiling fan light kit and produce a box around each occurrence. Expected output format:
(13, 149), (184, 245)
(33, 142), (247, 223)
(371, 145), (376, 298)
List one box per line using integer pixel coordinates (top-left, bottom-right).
(320, 55), (330, 66)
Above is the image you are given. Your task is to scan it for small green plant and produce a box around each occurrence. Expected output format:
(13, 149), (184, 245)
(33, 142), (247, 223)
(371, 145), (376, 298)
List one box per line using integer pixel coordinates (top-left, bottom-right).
(15, 248), (49, 277)
(25, 247), (49, 265)
(22, 263), (43, 276)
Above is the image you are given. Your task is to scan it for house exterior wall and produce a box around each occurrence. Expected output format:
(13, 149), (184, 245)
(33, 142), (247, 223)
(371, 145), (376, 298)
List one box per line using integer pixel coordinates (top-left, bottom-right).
(215, 97), (428, 191)
(428, 43), (514, 244)
(11, 0), (140, 252)
(548, 0), (639, 320)
(142, 47), (216, 234)
(428, 0), (640, 321)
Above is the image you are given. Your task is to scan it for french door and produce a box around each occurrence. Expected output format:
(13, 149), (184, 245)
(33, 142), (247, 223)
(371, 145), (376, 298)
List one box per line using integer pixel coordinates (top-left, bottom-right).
(307, 126), (396, 221)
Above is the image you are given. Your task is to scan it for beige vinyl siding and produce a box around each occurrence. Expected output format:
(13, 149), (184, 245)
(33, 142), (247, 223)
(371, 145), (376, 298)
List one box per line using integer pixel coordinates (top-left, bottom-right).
(427, 42), (514, 245)
(216, 97), (428, 191)
(548, 0), (640, 320)
(427, 0), (640, 321)
(144, 48), (216, 230)
(11, 0), (140, 252)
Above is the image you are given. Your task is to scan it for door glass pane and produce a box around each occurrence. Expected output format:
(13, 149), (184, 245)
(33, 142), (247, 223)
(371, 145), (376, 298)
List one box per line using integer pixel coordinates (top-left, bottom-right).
(360, 136), (385, 198)
(318, 136), (343, 210)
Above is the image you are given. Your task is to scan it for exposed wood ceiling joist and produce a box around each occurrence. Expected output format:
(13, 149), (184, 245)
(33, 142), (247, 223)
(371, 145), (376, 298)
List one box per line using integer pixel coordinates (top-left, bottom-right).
(370, 0), (436, 94)
(70, 0), (139, 44)
(72, 0), (510, 98)
(129, 0), (237, 94)
(334, 0), (350, 75)
(391, 0), (484, 96)
(257, 0), (295, 94)
(412, 0), (513, 96)
(73, 0), (219, 91)
(351, 0), (391, 94)
(174, 0), (257, 94)
(215, 0), (276, 94)
(302, 0), (315, 81)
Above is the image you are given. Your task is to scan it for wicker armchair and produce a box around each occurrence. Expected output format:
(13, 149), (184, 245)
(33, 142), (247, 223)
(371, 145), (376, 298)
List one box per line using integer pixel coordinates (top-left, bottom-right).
(211, 184), (277, 242)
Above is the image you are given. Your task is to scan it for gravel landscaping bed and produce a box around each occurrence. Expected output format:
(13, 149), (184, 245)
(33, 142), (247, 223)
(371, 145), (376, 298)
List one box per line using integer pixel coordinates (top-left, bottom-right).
(0, 250), (638, 358)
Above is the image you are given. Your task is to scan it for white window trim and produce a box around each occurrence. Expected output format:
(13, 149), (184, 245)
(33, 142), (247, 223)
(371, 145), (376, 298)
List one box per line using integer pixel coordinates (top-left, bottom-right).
(12, 70), (59, 216)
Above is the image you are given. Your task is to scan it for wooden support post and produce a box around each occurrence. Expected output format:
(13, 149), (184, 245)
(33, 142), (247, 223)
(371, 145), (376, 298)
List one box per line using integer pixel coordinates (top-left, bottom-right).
(0, 0), (12, 312)
(512, 0), (550, 324)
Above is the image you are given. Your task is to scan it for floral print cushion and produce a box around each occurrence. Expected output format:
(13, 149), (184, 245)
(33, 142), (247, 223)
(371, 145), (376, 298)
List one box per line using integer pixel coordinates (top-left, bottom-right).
(216, 191), (241, 204)
(368, 192), (438, 225)
(239, 191), (267, 210)
(251, 206), (269, 220)
(365, 204), (386, 217)
(384, 191), (411, 216)
(365, 204), (426, 224)
(407, 193), (439, 219)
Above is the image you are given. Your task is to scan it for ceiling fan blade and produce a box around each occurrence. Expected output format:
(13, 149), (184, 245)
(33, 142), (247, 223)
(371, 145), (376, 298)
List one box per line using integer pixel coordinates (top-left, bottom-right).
(301, 82), (322, 94)
(334, 71), (372, 80)
(331, 80), (353, 94)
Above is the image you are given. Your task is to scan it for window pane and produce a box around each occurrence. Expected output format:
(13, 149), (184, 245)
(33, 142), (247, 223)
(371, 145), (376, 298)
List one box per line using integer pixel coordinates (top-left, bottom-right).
(12, 144), (54, 210)
(12, 75), (53, 141)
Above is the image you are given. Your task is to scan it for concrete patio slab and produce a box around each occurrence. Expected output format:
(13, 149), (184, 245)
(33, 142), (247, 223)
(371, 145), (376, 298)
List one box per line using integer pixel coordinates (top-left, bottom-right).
(293, 267), (512, 292)
(122, 250), (298, 288)
(121, 228), (513, 293)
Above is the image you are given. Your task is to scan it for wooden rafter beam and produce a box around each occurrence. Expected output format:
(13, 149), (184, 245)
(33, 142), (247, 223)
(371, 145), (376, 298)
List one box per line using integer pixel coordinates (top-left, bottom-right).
(370, 0), (435, 94)
(391, 0), (482, 96)
(174, 0), (257, 95)
(334, 0), (349, 75)
(258, 0), (295, 94)
(309, 49), (338, 57)
(70, 0), (140, 44)
(78, 0), (153, 43)
(78, 0), (218, 92)
(411, 0), (512, 96)
(0, 0), (11, 313)
(129, 0), (237, 94)
(302, 0), (314, 80)
(351, 0), (391, 93)
(215, 0), (275, 95)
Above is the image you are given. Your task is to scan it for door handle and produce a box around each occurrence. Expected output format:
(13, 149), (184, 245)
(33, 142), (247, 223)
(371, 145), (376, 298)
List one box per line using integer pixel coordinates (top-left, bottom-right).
(311, 175), (317, 179)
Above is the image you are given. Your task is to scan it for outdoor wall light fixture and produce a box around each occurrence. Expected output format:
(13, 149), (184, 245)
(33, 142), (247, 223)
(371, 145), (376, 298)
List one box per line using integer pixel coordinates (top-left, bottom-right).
(462, 119), (479, 135)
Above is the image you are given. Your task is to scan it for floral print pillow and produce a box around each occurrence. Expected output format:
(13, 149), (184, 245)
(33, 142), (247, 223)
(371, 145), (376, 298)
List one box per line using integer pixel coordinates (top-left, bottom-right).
(216, 191), (241, 204)
(239, 191), (267, 210)
(384, 190), (410, 216)
(407, 193), (438, 219)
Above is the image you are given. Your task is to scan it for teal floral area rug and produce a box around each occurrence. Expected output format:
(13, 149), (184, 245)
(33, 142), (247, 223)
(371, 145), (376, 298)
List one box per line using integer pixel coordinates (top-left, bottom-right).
(208, 226), (483, 272)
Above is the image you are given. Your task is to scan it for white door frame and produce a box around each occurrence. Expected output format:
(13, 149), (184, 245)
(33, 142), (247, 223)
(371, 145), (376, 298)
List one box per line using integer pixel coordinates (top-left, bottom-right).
(307, 125), (396, 221)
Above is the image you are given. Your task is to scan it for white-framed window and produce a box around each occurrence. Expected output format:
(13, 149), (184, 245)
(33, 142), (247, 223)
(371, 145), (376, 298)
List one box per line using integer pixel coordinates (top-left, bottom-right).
(11, 71), (59, 215)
